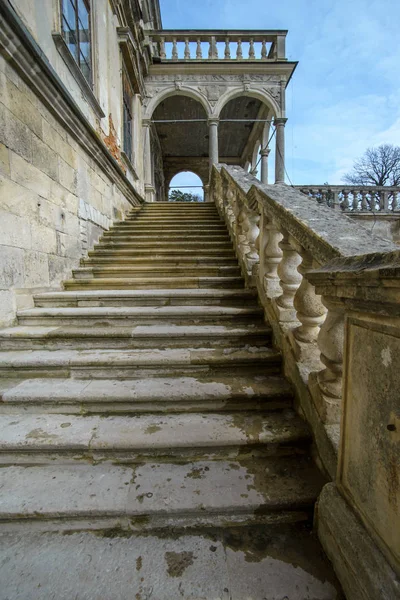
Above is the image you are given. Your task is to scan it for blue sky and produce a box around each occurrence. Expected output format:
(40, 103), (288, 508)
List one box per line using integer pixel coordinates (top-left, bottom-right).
(161, 0), (400, 187)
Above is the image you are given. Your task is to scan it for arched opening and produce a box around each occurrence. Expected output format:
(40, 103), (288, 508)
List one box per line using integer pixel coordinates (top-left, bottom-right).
(217, 94), (274, 182)
(168, 172), (205, 202)
(149, 95), (209, 201)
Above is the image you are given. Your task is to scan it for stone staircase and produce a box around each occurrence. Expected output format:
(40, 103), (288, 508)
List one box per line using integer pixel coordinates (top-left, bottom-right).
(0, 203), (341, 598)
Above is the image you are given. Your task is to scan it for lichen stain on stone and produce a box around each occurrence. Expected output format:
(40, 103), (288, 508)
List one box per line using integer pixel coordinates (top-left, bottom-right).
(230, 413), (264, 443)
(144, 424), (162, 435)
(185, 466), (206, 480)
(165, 551), (195, 577)
(381, 346), (392, 368)
(26, 428), (59, 440)
(136, 556), (143, 571)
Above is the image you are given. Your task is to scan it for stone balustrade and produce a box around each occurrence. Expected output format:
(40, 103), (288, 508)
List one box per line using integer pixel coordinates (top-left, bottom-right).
(211, 164), (398, 474)
(296, 185), (400, 212)
(147, 30), (287, 61)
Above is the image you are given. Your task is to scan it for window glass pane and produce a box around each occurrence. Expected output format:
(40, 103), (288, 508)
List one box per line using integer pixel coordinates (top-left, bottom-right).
(62, 16), (78, 60)
(79, 59), (91, 85)
(62, 0), (77, 31)
(77, 0), (89, 29)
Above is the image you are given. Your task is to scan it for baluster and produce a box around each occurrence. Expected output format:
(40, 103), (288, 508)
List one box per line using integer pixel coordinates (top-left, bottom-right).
(262, 217), (283, 297)
(261, 40), (267, 59)
(332, 190), (340, 210)
(361, 190), (368, 210)
(224, 38), (231, 60)
(378, 190), (384, 210)
(172, 38), (178, 60)
(292, 246), (327, 343)
(159, 37), (166, 59)
(184, 38), (190, 60)
(196, 38), (202, 59)
(276, 231), (302, 313)
(351, 190), (358, 211)
(369, 190), (376, 211)
(208, 36), (218, 59)
(236, 39), (243, 59)
(245, 209), (260, 262)
(342, 191), (350, 210)
(314, 297), (345, 421)
(382, 190), (389, 211)
(249, 38), (255, 59)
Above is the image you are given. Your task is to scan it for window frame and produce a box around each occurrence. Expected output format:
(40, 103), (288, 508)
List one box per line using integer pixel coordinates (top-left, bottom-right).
(122, 62), (135, 164)
(60, 0), (92, 87)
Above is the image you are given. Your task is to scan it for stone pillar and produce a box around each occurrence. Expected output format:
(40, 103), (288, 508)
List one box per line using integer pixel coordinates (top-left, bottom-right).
(260, 147), (271, 184)
(142, 119), (155, 202)
(203, 184), (210, 203)
(208, 118), (219, 170)
(274, 117), (287, 184)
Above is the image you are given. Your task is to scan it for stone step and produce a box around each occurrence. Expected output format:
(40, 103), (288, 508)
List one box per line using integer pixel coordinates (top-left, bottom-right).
(101, 234), (231, 242)
(0, 324), (270, 350)
(95, 240), (233, 249)
(72, 266), (241, 279)
(33, 288), (257, 308)
(0, 375), (292, 414)
(0, 411), (310, 464)
(0, 347), (282, 379)
(80, 256), (238, 267)
(0, 456), (324, 532)
(89, 248), (236, 257)
(111, 224), (227, 231)
(17, 306), (263, 327)
(63, 276), (245, 290)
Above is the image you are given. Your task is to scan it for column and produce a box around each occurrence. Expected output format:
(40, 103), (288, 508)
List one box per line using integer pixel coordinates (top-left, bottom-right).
(274, 117), (287, 184)
(142, 119), (155, 202)
(260, 147), (271, 184)
(208, 118), (219, 170)
(203, 184), (210, 203)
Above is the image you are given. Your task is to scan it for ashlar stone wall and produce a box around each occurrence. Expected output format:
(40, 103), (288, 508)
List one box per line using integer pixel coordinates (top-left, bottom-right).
(0, 54), (133, 326)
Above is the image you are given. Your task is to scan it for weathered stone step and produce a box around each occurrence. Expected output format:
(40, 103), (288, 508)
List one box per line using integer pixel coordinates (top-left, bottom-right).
(101, 234), (231, 242)
(0, 347), (281, 379)
(72, 266), (241, 279)
(0, 525), (342, 599)
(0, 324), (270, 350)
(111, 224), (227, 231)
(0, 456), (323, 532)
(122, 217), (223, 223)
(17, 306), (263, 327)
(0, 411), (310, 464)
(63, 276), (245, 290)
(96, 241), (233, 249)
(0, 375), (292, 414)
(33, 289), (257, 308)
(80, 256), (238, 267)
(89, 248), (236, 257)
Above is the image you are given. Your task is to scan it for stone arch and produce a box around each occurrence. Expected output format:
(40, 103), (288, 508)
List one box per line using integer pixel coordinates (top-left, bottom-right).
(144, 86), (212, 120)
(213, 88), (281, 120)
(165, 167), (208, 190)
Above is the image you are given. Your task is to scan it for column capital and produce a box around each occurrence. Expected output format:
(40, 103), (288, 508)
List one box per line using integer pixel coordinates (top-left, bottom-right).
(260, 147), (271, 157)
(208, 117), (220, 127)
(274, 117), (288, 127)
(142, 118), (152, 128)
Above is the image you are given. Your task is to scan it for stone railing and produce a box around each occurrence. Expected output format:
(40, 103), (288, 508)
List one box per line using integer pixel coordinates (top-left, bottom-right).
(211, 164), (400, 599)
(211, 164), (397, 471)
(296, 185), (400, 212)
(147, 30), (287, 61)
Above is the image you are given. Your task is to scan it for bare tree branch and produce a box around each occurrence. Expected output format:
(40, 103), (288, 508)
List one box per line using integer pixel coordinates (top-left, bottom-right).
(343, 144), (400, 186)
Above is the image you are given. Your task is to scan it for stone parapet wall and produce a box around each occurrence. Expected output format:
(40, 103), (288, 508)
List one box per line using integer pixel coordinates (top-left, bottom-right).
(0, 54), (133, 326)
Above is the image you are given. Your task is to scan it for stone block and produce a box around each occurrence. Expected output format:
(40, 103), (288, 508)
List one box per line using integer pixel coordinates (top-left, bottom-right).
(0, 142), (10, 177)
(0, 72), (43, 138)
(58, 157), (77, 194)
(0, 210), (32, 249)
(23, 250), (50, 287)
(42, 118), (77, 169)
(0, 290), (16, 327)
(10, 152), (53, 200)
(0, 175), (41, 220)
(56, 231), (81, 259)
(0, 245), (25, 289)
(48, 255), (72, 285)
(0, 102), (32, 163)
(30, 222), (57, 254)
(31, 134), (58, 181)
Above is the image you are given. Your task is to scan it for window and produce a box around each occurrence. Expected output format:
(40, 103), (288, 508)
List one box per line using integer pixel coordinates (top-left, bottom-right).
(122, 65), (134, 162)
(61, 0), (92, 86)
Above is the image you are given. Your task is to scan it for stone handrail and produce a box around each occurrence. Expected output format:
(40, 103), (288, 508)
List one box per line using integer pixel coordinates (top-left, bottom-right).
(295, 185), (400, 212)
(210, 164), (397, 472)
(147, 30), (287, 61)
